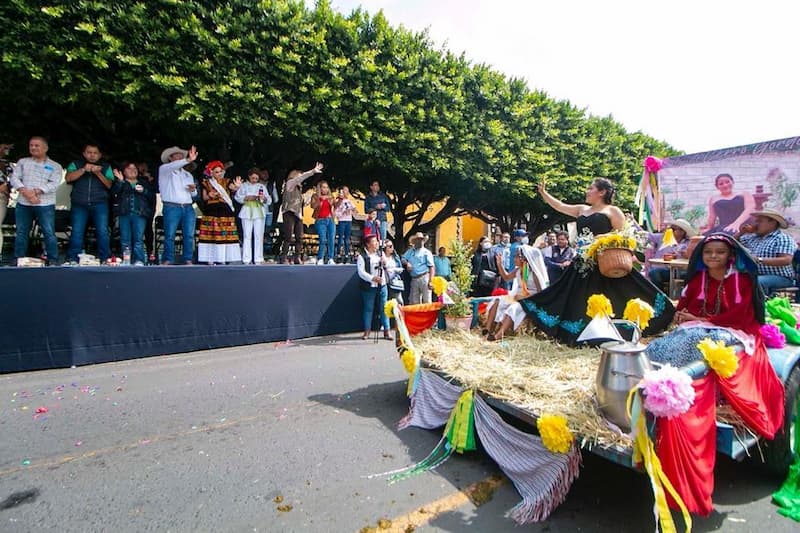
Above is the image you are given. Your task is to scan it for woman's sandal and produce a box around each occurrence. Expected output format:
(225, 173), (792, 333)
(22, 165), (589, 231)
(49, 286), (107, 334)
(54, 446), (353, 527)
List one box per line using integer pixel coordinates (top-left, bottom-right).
(384, 333), (394, 341)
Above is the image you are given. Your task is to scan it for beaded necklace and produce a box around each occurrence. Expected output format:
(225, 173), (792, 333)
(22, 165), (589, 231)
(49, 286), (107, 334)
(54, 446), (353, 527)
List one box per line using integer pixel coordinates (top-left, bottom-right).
(701, 274), (726, 317)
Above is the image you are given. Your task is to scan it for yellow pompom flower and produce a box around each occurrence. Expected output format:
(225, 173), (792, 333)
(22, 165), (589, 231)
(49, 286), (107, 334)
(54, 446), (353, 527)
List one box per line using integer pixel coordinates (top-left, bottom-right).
(623, 298), (654, 330)
(537, 414), (573, 454)
(384, 299), (397, 318)
(431, 276), (448, 297)
(586, 293), (614, 319)
(400, 348), (417, 374)
(697, 338), (738, 379)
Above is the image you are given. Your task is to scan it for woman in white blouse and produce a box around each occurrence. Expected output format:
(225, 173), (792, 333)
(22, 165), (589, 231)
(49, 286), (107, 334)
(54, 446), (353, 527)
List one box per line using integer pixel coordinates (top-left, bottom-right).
(357, 234), (392, 340)
(234, 168), (271, 264)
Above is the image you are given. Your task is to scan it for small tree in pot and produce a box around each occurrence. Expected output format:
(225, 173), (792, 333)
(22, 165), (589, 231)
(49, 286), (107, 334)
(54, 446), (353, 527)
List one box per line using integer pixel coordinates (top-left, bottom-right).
(440, 238), (475, 327)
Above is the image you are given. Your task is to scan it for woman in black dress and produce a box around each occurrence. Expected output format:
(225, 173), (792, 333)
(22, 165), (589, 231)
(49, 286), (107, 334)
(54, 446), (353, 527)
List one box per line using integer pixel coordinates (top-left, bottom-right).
(520, 178), (675, 345)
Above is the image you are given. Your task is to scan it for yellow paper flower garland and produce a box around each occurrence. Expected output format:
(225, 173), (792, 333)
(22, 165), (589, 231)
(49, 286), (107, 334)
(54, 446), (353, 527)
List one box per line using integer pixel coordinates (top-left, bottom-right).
(697, 338), (738, 378)
(384, 298), (397, 319)
(536, 413), (574, 454)
(623, 298), (654, 330)
(431, 276), (448, 297)
(400, 348), (417, 374)
(586, 294), (614, 319)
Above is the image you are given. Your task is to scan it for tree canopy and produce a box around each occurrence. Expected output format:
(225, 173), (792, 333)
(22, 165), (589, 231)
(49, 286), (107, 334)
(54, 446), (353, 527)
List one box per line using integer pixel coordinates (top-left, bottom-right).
(0, 0), (681, 240)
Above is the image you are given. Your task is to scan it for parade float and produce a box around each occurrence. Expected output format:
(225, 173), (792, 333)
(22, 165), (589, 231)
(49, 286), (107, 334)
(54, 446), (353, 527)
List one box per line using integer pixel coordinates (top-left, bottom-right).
(376, 145), (800, 531)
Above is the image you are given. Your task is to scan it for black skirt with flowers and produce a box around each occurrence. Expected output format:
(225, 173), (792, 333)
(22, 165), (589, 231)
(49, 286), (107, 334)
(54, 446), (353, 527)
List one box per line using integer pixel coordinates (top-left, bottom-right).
(519, 213), (675, 346)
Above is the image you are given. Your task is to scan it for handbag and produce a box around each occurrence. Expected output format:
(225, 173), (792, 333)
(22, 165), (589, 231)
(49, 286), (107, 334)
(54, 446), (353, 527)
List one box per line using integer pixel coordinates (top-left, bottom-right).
(478, 269), (497, 288)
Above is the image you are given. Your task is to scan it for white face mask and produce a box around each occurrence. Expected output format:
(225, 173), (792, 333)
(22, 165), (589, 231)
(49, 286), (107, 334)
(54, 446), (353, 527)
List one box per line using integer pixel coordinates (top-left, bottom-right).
(521, 237), (529, 245)
(481, 242), (491, 251)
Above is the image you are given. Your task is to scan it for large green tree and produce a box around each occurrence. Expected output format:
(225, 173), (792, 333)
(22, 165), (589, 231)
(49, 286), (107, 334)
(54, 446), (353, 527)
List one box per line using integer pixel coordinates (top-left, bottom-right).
(0, 0), (680, 242)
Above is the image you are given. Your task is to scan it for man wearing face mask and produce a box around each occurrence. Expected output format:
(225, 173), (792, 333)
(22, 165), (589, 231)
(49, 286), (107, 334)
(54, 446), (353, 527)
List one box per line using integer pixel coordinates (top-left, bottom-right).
(402, 232), (435, 304)
(490, 232), (512, 289)
(510, 228), (529, 271)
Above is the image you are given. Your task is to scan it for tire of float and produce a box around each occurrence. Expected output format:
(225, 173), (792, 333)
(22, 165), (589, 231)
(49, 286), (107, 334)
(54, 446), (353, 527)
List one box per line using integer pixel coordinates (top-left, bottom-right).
(762, 363), (800, 477)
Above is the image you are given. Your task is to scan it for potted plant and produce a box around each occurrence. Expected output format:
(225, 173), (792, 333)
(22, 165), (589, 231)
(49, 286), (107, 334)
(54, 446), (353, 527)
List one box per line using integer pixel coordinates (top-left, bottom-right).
(440, 238), (475, 330)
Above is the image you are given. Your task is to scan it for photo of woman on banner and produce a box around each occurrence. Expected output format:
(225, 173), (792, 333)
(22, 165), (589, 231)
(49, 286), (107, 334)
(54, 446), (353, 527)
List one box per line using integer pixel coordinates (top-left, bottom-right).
(703, 173), (755, 234)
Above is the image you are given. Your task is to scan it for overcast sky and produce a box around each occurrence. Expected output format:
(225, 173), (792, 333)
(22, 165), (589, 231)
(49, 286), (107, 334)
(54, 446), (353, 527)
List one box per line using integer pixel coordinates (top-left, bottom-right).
(309, 0), (800, 155)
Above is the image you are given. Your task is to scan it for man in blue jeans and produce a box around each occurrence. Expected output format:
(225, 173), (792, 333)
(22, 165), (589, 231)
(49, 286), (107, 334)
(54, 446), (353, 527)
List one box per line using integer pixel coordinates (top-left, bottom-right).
(10, 137), (63, 265)
(158, 145), (199, 265)
(64, 144), (114, 264)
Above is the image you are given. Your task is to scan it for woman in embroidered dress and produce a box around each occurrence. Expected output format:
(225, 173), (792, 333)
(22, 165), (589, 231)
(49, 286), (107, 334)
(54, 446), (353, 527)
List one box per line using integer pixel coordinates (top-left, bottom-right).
(519, 177), (674, 345)
(198, 160), (242, 264)
(235, 168), (270, 264)
(647, 232), (765, 366)
(485, 244), (548, 340)
(644, 233), (784, 517)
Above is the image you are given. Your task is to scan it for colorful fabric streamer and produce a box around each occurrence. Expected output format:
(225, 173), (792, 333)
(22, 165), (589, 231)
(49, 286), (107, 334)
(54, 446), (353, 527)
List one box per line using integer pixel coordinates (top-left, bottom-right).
(628, 388), (693, 532)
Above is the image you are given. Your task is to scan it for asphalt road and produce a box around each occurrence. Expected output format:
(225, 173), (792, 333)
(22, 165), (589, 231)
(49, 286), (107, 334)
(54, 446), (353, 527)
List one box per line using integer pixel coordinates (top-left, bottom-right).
(0, 334), (796, 532)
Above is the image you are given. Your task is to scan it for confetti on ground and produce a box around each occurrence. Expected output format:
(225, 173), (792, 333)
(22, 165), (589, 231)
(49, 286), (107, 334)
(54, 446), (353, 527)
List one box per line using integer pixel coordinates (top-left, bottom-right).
(74, 441), (82, 447)
(35, 407), (48, 414)
(21, 460), (31, 466)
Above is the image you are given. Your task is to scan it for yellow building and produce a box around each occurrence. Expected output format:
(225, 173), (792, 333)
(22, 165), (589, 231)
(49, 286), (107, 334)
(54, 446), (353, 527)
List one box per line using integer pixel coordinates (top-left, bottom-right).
(301, 195), (489, 251)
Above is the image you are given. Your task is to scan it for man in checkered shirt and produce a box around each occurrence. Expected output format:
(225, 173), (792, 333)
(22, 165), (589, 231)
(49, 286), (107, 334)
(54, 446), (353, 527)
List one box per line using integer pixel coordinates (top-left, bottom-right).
(736, 208), (797, 295)
(9, 137), (64, 265)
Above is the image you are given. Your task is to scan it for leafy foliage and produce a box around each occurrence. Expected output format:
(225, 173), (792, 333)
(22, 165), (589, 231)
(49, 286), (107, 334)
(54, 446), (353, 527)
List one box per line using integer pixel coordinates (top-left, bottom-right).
(0, 0), (681, 241)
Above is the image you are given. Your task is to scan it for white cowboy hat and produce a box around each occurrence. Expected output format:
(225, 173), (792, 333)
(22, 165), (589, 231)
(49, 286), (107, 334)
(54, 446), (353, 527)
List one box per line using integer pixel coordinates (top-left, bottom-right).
(409, 232), (429, 243)
(669, 218), (697, 238)
(751, 208), (789, 229)
(160, 146), (188, 164)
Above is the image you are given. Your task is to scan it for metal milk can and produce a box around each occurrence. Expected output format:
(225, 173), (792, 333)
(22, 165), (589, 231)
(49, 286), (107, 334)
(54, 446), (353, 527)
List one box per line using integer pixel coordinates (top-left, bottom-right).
(595, 320), (651, 431)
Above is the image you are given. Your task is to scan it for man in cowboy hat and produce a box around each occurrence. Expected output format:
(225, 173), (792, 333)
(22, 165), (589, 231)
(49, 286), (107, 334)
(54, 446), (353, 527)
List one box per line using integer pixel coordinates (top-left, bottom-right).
(647, 218), (697, 288)
(736, 208), (797, 295)
(158, 145), (199, 265)
(402, 232), (435, 304)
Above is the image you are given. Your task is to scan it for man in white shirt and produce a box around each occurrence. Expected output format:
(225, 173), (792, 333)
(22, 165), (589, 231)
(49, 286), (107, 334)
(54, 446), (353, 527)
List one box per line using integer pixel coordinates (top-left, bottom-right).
(10, 136), (63, 265)
(158, 145), (199, 265)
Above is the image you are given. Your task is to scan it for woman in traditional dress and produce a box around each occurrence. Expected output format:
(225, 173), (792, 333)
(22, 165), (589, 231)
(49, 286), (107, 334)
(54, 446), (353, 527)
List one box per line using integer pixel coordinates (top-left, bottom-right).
(519, 178), (674, 345)
(644, 232), (784, 516)
(703, 173), (755, 234)
(198, 160), (242, 264)
(485, 244), (548, 340)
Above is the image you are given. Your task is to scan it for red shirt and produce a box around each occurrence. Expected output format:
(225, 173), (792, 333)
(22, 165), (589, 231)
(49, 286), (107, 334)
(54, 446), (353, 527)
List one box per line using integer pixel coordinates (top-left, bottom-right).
(317, 197), (332, 218)
(677, 272), (760, 335)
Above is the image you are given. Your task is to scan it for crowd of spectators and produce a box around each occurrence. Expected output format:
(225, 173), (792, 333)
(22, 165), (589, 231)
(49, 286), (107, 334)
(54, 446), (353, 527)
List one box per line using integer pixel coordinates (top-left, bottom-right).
(0, 137), (403, 267)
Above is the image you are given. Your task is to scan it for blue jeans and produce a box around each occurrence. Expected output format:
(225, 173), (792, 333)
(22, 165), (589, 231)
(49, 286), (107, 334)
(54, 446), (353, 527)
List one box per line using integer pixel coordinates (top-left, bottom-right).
(335, 220), (352, 258)
(162, 203), (196, 264)
(759, 274), (795, 296)
(315, 217), (335, 261)
(379, 219), (388, 241)
(14, 203), (58, 263)
(361, 285), (389, 332)
(118, 214), (147, 264)
(67, 202), (111, 262)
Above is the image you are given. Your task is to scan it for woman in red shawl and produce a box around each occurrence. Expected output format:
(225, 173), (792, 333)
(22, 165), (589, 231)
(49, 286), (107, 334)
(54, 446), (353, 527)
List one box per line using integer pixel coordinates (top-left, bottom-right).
(673, 232), (763, 336)
(646, 233), (783, 516)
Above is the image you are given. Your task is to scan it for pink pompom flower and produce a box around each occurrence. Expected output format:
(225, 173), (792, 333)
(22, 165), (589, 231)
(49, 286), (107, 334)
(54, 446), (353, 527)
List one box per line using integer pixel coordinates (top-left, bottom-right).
(760, 323), (786, 348)
(643, 155), (663, 173)
(640, 364), (695, 419)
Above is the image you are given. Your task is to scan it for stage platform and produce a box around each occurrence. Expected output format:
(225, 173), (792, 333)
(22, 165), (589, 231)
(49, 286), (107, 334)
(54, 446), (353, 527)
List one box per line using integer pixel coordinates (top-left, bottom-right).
(0, 265), (362, 373)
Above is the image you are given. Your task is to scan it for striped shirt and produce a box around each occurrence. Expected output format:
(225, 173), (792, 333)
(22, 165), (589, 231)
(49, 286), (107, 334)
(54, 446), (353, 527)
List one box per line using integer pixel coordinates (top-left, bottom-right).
(9, 157), (63, 206)
(740, 230), (796, 279)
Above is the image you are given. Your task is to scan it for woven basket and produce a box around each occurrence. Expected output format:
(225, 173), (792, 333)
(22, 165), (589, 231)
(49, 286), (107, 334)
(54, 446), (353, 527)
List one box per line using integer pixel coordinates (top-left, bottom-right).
(597, 248), (634, 278)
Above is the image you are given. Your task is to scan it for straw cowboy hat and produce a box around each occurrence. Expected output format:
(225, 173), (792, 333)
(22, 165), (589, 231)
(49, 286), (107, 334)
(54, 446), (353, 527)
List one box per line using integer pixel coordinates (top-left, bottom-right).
(751, 208), (789, 229)
(669, 218), (697, 238)
(160, 146), (188, 164)
(409, 232), (429, 244)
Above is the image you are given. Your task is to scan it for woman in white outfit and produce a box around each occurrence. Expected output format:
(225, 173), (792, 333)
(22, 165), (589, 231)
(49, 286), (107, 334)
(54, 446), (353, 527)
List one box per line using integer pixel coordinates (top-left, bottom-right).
(235, 168), (271, 264)
(485, 244), (548, 340)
